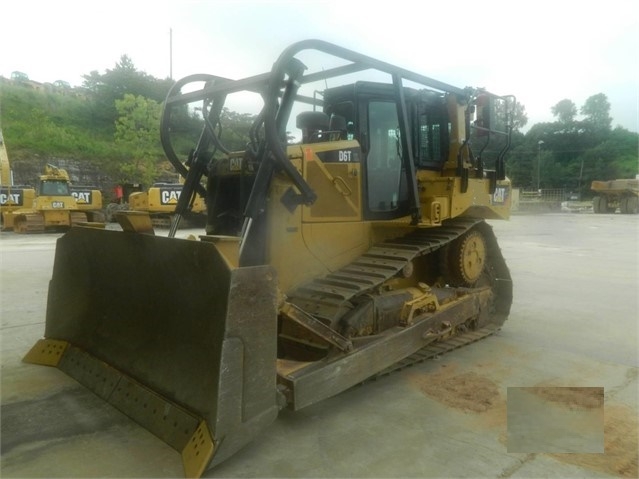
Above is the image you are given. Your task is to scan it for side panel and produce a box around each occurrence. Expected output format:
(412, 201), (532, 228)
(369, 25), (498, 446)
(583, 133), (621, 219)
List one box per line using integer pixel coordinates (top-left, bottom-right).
(301, 141), (362, 222)
(418, 175), (512, 222)
(267, 143), (368, 294)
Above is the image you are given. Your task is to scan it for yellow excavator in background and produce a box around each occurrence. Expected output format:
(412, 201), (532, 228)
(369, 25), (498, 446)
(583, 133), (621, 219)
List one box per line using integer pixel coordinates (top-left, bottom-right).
(24, 40), (515, 477)
(2, 164), (103, 233)
(0, 128), (36, 228)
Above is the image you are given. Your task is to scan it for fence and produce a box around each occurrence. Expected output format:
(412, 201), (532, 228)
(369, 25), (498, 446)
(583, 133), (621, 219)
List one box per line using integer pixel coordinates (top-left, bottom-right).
(513, 188), (576, 212)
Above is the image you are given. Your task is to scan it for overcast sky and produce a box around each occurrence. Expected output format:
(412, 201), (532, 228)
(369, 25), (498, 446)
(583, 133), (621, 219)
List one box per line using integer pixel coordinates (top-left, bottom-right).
(2, 0), (637, 133)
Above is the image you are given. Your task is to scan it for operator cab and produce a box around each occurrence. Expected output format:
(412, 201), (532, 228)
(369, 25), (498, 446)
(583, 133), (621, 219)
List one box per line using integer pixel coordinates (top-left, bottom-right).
(321, 82), (450, 221)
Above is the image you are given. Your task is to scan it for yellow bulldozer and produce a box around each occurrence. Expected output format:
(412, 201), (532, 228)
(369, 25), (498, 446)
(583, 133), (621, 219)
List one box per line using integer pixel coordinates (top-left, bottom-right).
(0, 128), (37, 228)
(128, 180), (207, 228)
(2, 164), (104, 232)
(24, 40), (515, 477)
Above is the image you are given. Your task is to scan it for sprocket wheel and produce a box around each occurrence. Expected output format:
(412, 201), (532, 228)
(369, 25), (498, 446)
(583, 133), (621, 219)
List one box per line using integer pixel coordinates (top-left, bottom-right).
(441, 229), (487, 286)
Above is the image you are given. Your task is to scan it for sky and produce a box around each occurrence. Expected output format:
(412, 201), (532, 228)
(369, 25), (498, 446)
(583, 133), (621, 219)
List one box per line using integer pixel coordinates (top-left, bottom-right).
(1, 0), (638, 133)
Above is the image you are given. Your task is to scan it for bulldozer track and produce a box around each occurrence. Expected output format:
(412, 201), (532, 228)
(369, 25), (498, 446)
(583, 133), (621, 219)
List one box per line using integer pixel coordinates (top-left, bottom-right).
(283, 216), (510, 383)
(372, 324), (499, 379)
(287, 217), (484, 321)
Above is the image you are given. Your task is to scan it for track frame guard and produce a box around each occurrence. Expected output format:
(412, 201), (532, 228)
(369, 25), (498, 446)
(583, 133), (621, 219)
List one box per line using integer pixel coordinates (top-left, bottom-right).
(24, 226), (280, 476)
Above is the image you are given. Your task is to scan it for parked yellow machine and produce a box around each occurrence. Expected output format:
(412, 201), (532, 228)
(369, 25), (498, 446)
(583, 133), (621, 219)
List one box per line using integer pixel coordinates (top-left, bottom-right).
(70, 185), (105, 221)
(2, 164), (104, 233)
(24, 40), (515, 477)
(591, 178), (639, 214)
(0, 128), (36, 228)
(128, 181), (206, 228)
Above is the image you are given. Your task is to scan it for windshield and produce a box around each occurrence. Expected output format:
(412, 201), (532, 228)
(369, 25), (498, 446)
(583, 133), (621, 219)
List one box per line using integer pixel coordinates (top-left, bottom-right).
(40, 180), (70, 196)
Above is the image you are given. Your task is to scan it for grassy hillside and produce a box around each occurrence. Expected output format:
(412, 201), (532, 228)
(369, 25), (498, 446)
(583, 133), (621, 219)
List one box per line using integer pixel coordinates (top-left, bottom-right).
(1, 80), (129, 187)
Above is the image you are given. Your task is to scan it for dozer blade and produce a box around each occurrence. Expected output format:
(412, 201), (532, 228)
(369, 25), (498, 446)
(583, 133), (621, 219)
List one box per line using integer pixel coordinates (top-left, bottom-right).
(23, 226), (280, 478)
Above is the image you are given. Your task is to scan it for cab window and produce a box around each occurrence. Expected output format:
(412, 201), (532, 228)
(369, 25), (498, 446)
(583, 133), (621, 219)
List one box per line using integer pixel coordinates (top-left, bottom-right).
(40, 180), (70, 196)
(366, 101), (404, 213)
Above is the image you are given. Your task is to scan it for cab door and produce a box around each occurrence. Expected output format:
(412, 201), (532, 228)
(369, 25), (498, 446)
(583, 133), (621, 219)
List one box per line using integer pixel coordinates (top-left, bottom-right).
(363, 100), (409, 220)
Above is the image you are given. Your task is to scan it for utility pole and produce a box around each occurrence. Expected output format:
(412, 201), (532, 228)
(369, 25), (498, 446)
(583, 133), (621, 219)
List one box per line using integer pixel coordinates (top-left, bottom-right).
(169, 28), (173, 80)
(537, 140), (544, 191)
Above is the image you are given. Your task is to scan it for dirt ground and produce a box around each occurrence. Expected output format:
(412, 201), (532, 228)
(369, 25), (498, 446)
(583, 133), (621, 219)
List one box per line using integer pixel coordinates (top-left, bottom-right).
(409, 363), (637, 478)
(411, 364), (501, 413)
(550, 403), (637, 477)
(527, 386), (604, 409)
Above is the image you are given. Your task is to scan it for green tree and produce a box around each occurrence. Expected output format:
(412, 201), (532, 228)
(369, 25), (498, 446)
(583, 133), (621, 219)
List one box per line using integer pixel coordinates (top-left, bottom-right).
(514, 95), (638, 196)
(551, 99), (578, 125)
(509, 99), (528, 132)
(580, 93), (612, 132)
(579, 93), (613, 149)
(113, 94), (164, 185)
(577, 126), (638, 183)
(82, 55), (173, 127)
(505, 133), (534, 188)
(218, 108), (258, 151)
